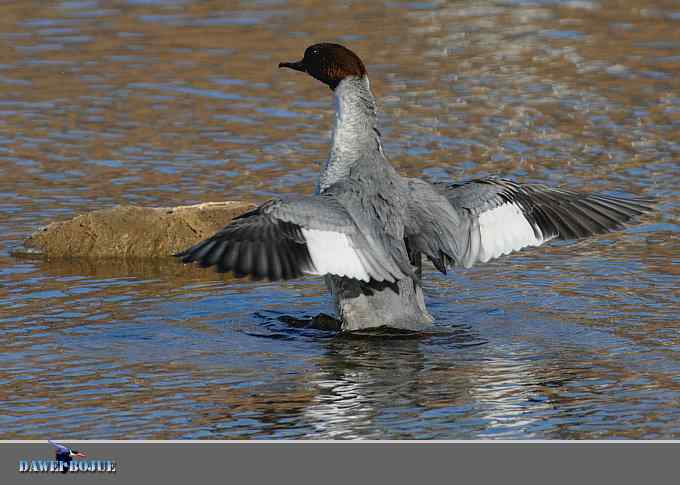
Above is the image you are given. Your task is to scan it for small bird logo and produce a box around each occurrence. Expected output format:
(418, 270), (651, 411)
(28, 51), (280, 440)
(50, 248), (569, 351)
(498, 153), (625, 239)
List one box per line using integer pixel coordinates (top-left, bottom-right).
(48, 440), (86, 473)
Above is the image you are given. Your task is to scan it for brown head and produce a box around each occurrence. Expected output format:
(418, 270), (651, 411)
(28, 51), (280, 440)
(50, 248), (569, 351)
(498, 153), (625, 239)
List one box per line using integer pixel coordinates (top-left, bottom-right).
(279, 43), (367, 90)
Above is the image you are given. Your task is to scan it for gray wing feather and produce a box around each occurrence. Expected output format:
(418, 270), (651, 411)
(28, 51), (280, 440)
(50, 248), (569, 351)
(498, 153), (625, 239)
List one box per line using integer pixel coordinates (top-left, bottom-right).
(273, 194), (409, 281)
(269, 196), (356, 232)
(404, 178), (469, 272)
(176, 199), (312, 280)
(273, 195), (407, 281)
(441, 177), (654, 267)
(325, 180), (413, 281)
(176, 194), (407, 282)
(445, 177), (652, 234)
(406, 176), (653, 271)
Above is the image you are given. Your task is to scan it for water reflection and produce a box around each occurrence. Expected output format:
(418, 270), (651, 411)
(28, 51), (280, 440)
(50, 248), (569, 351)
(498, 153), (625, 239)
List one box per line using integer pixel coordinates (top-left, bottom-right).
(1, 0), (678, 438)
(302, 333), (469, 439)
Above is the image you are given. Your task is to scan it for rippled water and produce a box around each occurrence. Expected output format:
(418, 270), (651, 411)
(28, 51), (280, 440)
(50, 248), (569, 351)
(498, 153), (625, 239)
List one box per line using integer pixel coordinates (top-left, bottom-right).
(1, 0), (678, 439)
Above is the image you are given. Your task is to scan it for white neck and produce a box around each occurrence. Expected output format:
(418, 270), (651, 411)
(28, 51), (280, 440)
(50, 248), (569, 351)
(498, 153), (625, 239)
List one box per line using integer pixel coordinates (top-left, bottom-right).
(318, 76), (383, 192)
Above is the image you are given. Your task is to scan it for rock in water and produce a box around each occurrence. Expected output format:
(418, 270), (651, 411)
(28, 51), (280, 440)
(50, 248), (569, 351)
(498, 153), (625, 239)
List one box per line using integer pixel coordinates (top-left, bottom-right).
(14, 201), (255, 259)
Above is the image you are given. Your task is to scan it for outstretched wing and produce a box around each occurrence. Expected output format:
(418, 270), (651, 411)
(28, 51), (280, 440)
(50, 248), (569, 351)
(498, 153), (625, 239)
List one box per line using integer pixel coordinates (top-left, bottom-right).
(444, 177), (654, 267)
(408, 177), (653, 270)
(176, 195), (407, 283)
(48, 440), (70, 454)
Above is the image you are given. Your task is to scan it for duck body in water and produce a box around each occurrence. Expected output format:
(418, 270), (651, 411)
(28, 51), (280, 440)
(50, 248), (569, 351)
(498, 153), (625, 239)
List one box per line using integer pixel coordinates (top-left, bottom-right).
(177, 43), (653, 332)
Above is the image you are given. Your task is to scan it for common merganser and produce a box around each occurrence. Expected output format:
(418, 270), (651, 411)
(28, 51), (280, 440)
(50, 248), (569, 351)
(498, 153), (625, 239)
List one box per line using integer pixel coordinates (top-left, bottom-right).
(177, 43), (653, 332)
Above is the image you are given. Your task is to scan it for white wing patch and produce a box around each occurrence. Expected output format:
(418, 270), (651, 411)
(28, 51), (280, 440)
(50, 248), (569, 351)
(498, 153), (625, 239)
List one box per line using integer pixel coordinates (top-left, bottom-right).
(301, 228), (370, 281)
(477, 202), (547, 263)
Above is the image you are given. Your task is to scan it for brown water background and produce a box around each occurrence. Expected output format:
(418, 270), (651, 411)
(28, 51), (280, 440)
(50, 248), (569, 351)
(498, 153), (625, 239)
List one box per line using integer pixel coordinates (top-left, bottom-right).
(0, 0), (678, 439)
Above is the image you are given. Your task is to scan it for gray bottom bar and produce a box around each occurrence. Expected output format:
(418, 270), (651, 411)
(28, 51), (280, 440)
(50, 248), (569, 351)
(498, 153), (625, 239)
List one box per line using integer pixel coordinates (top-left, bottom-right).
(3, 442), (676, 485)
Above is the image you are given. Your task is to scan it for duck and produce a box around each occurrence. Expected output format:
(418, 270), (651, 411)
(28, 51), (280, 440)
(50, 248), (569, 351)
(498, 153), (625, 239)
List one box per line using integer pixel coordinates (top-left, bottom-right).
(177, 43), (653, 332)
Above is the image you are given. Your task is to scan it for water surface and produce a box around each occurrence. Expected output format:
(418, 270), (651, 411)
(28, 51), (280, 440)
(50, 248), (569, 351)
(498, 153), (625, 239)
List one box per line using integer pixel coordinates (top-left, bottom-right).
(0, 0), (678, 439)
